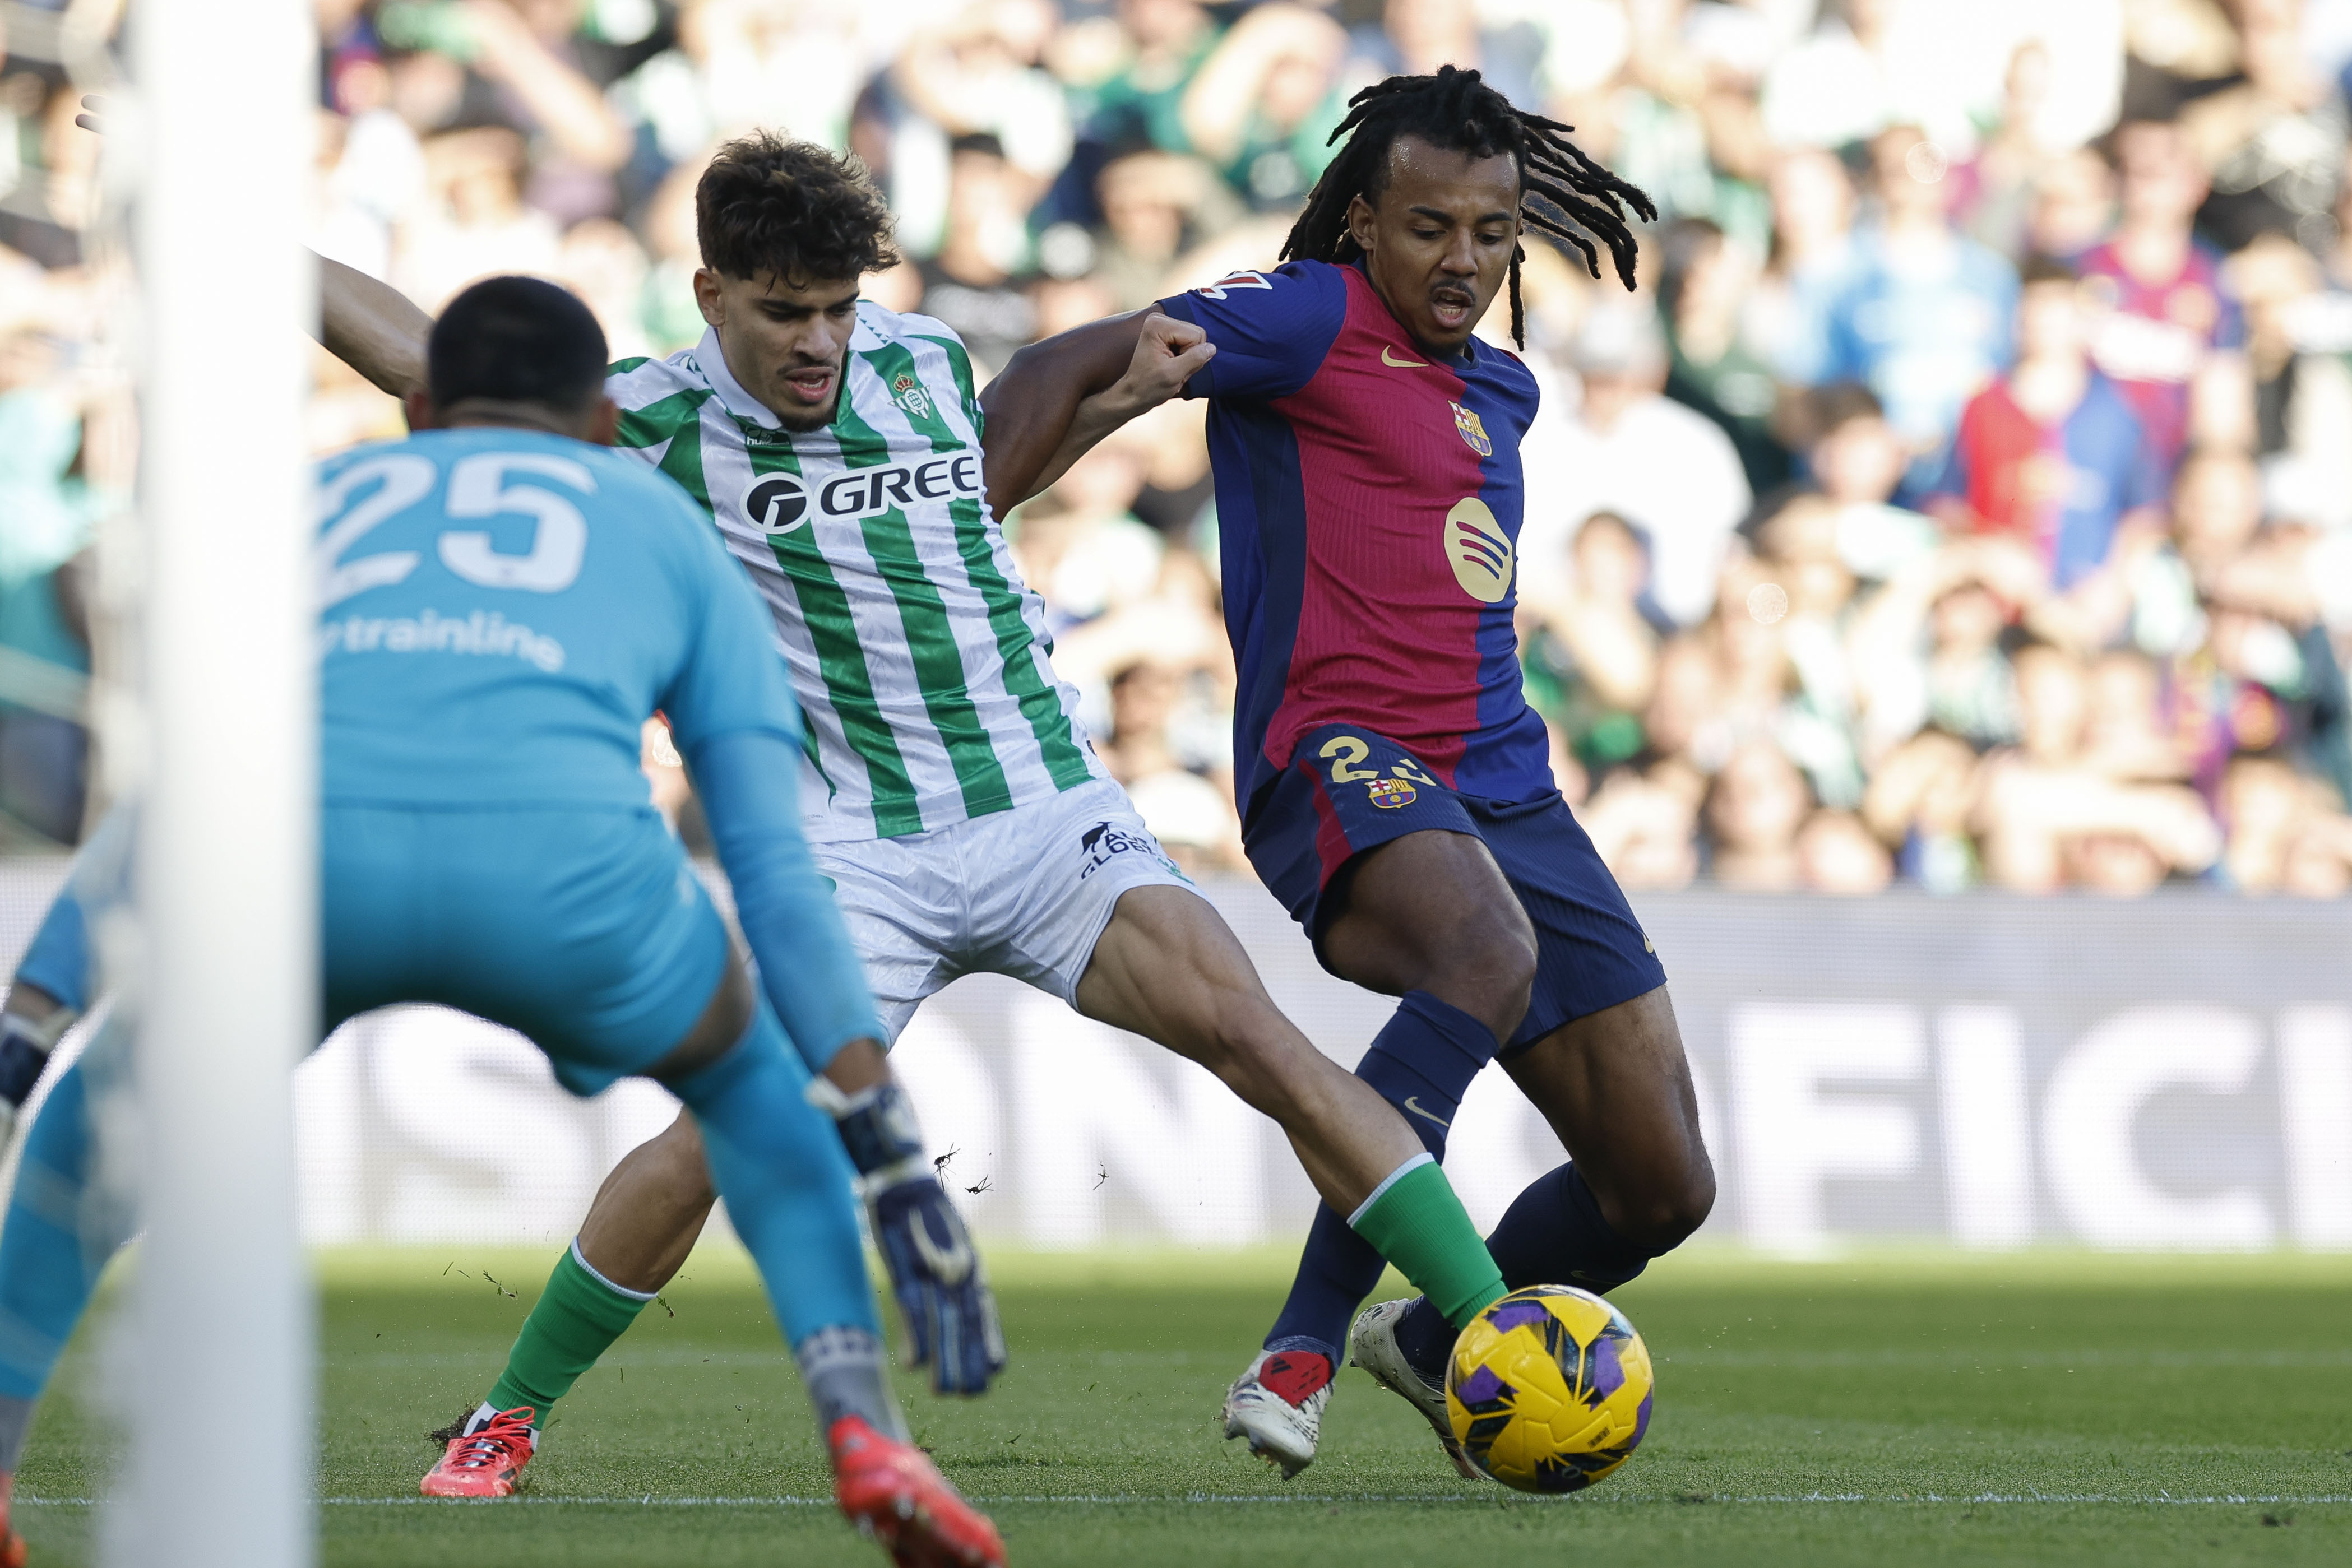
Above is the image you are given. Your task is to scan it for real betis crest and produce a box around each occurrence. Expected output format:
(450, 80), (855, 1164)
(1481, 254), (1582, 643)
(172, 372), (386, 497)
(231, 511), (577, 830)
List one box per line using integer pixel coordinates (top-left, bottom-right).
(892, 372), (932, 421)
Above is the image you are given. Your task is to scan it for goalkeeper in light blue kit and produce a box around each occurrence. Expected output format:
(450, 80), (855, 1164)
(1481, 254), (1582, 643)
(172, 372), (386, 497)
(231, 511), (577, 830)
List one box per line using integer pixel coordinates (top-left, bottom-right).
(0, 277), (1003, 1568)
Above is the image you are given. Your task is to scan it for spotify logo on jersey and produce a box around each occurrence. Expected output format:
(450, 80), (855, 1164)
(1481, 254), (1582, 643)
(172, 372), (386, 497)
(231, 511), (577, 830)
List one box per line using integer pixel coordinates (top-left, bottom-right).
(1446, 498), (1514, 604)
(742, 473), (811, 535)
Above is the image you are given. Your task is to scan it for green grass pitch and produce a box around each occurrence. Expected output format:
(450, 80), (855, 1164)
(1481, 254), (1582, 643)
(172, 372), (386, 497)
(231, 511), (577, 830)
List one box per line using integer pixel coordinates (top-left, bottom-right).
(13, 1247), (2351, 1566)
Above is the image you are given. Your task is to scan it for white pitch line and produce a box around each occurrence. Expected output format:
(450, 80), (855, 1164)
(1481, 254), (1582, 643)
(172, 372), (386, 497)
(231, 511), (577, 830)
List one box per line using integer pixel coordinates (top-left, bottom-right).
(16, 1493), (2352, 1509)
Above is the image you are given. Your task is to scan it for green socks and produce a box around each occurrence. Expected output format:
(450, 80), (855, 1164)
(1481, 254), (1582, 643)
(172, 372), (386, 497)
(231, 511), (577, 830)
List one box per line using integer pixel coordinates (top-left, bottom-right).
(484, 1241), (653, 1425)
(1348, 1156), (1508, 1330)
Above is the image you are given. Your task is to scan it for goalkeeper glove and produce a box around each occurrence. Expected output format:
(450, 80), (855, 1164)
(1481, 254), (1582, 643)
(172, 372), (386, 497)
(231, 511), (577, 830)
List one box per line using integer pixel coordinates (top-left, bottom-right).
(808, 1075), (1005, 1396)
(0, 1006), (73, 1145)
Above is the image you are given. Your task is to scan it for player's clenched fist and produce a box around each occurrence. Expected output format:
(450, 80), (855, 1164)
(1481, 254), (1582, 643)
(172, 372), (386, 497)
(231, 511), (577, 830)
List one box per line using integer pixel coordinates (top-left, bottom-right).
(1110, 311), (1217, 414)
(812, 1075), (1007, 1395)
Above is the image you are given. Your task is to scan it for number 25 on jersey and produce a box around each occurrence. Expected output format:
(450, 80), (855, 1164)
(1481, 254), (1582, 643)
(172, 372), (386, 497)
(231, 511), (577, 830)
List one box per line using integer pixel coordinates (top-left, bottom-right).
(317, 450), (593, 611)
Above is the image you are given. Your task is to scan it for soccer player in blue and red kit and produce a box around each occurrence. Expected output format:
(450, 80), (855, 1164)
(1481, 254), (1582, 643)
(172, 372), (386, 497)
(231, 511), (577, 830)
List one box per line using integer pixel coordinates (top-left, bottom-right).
(984, 67), (1717, 1477)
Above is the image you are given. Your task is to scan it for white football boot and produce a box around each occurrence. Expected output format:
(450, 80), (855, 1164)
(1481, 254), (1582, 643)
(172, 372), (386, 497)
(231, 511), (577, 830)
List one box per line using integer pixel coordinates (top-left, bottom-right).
(1349, 1297), (1481, 1480)
(1220, 1348), (1332, 1478)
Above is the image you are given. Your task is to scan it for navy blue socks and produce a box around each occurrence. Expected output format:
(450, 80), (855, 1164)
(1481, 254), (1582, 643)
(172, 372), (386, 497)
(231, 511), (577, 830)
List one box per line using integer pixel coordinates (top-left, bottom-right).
(1263, 992), (1501, 1363)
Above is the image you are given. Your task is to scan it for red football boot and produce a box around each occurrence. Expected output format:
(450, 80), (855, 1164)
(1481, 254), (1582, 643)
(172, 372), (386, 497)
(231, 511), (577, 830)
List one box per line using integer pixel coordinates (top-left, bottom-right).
(0, 1472), (27, 1567)
(419, 1406), (538, 1499)
(830, 1416), (1005, 1568)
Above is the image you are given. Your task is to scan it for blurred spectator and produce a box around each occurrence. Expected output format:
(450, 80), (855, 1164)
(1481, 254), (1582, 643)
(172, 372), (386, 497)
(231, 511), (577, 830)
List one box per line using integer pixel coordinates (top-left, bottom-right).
(1752, 146), (1859, 385)
(1009, 438), (1164, 638)
(1099, 658), (1245, 873)
(2078, 117), (2247, 471)
(2180, 0), (2348, 252)
(1705, 739), (1814, 890)
(1795, 807), (1897, 893)
(2221, 751), (2352, 894)
(1521, 303), (1752, 628)
(884, 0), (1071, 256)
(2025, 144), (2119, 260)
(397, 126), (563, 309)
(917, 134), (1039, 377)
(1178, 2), (1346, 210)
(1522, 511), (1665, 777)
(1085, 150), (1241, 312)
(1658, 217), (1790, 493)
(1076, 0), (1220, 163)
(1578, 763), (1701, 891)
(2230, 233), (2352, 525)
(619, 1), (868, 177)
(1975, 643), (2223, 892)
(1813, 125), (2019, 480)
(1792, 383), (1943, 582)
(1926, 256), (2166, 592)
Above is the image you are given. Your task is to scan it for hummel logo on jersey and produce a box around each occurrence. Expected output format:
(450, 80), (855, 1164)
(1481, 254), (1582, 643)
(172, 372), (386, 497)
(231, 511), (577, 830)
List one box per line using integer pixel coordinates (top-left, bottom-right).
(739, 454), (984, 535)
(1381, 346), (1429, 368)
(1078, 819), (1184, 882)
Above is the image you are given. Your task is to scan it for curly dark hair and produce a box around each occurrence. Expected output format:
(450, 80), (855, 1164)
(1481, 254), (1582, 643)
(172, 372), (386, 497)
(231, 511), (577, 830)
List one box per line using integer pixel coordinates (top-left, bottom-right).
(695, 132), (901, 284)
(1283, 67), (1655, 347)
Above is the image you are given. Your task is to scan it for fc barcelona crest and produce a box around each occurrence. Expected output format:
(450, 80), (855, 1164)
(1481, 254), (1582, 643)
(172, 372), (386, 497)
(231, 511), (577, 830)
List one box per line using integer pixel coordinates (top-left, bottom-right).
(893, 372), (932, 420)
(1367, 777), (1418, 810)
(1450, 401), (1492, 457)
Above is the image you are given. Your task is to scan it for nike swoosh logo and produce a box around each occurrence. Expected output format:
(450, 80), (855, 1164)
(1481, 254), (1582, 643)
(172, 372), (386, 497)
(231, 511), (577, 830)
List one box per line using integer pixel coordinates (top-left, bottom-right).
(1381, 346), (1429, 368)
(1401, 1096), (1452, 1129)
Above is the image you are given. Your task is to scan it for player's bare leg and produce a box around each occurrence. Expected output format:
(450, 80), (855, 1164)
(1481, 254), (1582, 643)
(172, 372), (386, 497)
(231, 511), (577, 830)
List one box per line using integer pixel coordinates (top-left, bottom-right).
(1073, 885), (1429, 1209)
(1075, 883), (1506, 1474)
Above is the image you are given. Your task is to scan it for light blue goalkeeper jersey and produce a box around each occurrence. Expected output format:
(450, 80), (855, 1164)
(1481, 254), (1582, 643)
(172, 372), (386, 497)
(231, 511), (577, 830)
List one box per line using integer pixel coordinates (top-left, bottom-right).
(317, 425), (799, 806)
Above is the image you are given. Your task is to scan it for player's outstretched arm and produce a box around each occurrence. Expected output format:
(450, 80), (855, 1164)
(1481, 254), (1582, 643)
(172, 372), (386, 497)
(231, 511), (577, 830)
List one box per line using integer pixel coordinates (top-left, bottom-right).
(321, 255), (432, 400)
(980, 308), (1213, 518)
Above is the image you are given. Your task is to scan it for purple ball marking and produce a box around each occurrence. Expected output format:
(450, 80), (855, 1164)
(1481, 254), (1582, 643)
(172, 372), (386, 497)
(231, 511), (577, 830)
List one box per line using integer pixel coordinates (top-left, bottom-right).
(1587, 1334), (1626, 1403)
(1455, 1365), (1508, 1404)
(1488, 1301), (1550, 1334)
(1631, 1388), (1654, 1448)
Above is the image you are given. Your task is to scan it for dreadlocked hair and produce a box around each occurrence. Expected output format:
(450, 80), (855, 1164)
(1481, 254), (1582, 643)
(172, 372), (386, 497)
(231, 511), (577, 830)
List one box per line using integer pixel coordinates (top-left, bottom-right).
(1280, 66), (1657, 347)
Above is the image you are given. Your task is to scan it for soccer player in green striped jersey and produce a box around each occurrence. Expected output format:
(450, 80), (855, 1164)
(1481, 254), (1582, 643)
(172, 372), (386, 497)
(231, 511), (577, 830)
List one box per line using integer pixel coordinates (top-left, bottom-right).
(320, 133), (1509, 1481)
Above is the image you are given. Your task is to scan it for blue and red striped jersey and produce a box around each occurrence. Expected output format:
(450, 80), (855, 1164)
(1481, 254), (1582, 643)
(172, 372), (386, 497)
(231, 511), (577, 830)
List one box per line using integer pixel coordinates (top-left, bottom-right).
(1160, 258), (1553, 818)
(2078, 237), (2243, 473)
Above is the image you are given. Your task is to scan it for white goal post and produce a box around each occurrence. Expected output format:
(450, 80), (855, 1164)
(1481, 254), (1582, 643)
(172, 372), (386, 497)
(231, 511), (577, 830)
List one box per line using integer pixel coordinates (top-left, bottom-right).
(120, 2), (316, 1565)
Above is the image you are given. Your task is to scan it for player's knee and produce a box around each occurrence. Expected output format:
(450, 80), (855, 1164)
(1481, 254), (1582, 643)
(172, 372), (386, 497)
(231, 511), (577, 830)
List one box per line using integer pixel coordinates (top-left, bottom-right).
(1422, 909), (1537, 1034)
(1616, 1162), (1716, 1255)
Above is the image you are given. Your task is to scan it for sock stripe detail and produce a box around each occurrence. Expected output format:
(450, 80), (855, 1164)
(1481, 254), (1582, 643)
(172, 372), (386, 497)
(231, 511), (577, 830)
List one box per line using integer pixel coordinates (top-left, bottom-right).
(568, 1237), (659, 1303)
(1347, 1152), (1434, 1228)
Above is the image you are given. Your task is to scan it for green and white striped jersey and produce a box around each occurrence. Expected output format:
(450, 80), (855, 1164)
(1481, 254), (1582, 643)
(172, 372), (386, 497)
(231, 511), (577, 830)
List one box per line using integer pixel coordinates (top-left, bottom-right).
(605, 309), (1103, 842)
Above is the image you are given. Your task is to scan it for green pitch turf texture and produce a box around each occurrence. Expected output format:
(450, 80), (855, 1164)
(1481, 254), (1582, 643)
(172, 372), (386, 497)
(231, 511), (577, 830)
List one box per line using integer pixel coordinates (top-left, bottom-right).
(13, 1247), (2350, 1566)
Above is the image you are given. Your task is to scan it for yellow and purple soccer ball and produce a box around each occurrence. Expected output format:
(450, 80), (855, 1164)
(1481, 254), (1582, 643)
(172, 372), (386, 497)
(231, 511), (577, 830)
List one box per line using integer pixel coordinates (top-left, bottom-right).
(1444, 1284), (1654, 1493)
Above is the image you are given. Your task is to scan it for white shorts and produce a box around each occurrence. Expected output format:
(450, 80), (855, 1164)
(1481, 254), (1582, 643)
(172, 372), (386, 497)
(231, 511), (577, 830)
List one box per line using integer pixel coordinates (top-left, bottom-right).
(813, 777), (1193, 1041)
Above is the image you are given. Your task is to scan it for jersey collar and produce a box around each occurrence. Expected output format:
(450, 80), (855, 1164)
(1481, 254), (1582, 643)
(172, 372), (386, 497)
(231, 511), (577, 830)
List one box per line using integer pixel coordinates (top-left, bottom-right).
(692, 327), (791, 430)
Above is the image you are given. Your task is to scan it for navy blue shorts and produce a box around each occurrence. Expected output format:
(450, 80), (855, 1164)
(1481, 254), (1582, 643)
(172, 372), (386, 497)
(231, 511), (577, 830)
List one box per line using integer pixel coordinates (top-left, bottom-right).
(1243, 724), (1666, 1054)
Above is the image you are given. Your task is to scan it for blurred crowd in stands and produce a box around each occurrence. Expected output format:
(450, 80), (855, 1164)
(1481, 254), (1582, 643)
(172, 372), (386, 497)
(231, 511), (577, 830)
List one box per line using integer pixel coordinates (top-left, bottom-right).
(7, 0), (2352, 897)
